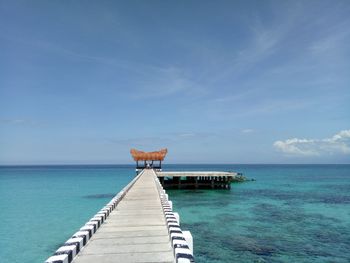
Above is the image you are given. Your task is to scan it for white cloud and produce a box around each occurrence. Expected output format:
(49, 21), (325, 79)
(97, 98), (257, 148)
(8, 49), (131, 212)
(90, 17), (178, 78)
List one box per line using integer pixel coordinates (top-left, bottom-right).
(241, 129), (254, 134)
(273, 130), (350, 156)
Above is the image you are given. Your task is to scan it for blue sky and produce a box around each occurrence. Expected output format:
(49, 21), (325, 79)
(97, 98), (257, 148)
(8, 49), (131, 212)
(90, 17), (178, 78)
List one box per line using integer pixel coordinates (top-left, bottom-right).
(0, 0), (349, 164)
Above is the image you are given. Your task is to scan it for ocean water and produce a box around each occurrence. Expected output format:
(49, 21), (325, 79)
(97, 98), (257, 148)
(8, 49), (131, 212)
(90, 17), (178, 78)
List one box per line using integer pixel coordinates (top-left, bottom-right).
(0, 165), (134, 263)
(167, 164), (350, 263)
(0, 165), (349, 263)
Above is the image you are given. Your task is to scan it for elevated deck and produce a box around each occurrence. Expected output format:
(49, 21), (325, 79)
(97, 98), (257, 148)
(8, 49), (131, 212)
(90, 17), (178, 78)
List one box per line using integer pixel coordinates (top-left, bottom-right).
(157, 171), (237, 189)
(158, 171), (238, 177)
(72, 169), (174, 263)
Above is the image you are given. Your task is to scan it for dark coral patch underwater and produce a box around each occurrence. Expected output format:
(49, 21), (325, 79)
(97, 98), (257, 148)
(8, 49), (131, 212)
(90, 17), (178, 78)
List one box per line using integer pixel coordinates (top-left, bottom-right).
(169, 165), (350, 262)
(82, 193), (115, 199)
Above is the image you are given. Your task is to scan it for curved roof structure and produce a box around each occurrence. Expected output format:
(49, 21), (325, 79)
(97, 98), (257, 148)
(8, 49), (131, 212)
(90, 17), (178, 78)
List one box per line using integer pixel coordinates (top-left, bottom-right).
(130, 148), (168, 161)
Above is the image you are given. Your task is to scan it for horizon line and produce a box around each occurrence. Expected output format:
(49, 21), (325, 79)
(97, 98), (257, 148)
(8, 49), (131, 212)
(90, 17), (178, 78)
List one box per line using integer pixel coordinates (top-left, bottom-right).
(1, 163), (350, 167)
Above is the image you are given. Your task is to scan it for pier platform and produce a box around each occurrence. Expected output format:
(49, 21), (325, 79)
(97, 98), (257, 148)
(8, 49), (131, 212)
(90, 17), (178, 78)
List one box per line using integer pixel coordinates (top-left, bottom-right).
(157, 171), (237, 189)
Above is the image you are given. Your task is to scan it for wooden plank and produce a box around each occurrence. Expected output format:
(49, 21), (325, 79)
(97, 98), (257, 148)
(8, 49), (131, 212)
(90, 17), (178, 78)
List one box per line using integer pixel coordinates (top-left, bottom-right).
(72, 170), (174, 263)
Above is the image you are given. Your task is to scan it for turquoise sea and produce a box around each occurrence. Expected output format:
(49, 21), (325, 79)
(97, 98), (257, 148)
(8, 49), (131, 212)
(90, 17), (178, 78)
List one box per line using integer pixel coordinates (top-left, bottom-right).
(0, 164), (349, 263)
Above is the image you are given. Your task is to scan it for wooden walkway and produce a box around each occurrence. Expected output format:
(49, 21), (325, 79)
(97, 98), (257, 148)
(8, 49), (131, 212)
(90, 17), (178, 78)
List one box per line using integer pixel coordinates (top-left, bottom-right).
(72, 169), (175, 263)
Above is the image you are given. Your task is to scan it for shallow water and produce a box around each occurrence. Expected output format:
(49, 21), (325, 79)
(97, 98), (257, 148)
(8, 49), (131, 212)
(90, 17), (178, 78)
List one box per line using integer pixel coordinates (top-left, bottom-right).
(0, 164), (349, 262)
(0, 165), (134, 262)
(168, 165), (350, 263)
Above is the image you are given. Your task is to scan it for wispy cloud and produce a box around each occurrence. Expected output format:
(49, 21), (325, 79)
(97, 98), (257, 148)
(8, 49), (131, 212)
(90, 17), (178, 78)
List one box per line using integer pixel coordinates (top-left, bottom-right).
(0, 118), (40, 126)
(310, 31), (349, 55)
(2, 33), (167, 80)
(129, 66), (199, 99)
(1, 26), (201, 100)
(309, 15), (350, 56)
(106, 132), (216, 147)
(208, 24), (284, 85)
(274, 130), (350, 156)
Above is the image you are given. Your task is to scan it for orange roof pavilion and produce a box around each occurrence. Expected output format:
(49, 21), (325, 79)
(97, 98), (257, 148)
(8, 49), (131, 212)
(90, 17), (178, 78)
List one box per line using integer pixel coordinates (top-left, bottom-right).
(130, 148), (168, 161)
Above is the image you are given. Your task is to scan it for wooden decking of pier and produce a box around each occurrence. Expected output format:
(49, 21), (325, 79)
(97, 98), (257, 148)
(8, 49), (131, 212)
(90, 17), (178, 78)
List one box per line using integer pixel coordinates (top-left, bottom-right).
(157, 171), (237, 189)
(72, 169), (175, 263)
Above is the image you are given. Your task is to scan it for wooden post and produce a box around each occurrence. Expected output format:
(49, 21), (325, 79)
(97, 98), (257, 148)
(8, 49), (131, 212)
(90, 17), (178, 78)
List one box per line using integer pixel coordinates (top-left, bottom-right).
(195, 177), (198, 189)
(159, 177), (164, 187)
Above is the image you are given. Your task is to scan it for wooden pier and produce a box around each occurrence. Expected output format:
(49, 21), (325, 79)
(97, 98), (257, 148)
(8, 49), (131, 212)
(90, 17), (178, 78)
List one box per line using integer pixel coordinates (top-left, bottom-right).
(45, 149), (241, 263)
(157, 171), (237, 189)
(130, 148), (238, 190)
(72, 169), (174, 263)
(46, 169), (194, 263)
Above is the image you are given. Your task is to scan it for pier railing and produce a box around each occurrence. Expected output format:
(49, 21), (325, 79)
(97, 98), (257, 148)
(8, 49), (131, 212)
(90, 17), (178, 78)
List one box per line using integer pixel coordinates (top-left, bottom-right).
(44, 170), (145, 263)
(153, 170), (194, 262)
